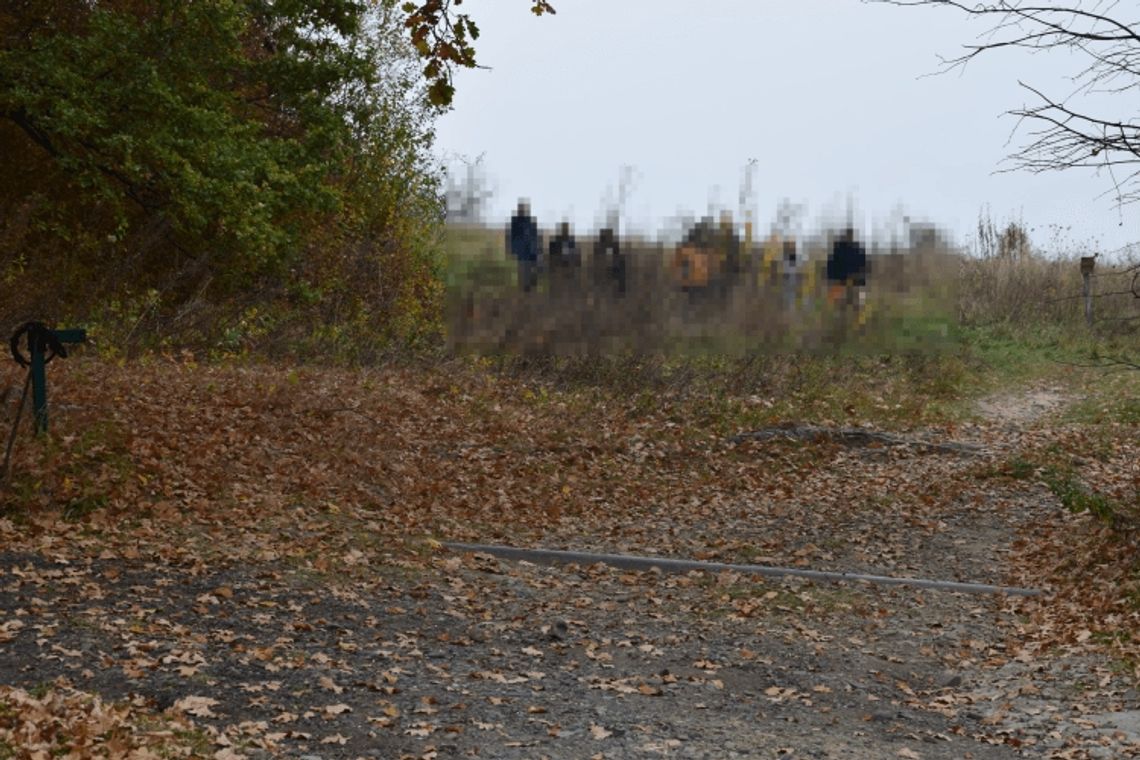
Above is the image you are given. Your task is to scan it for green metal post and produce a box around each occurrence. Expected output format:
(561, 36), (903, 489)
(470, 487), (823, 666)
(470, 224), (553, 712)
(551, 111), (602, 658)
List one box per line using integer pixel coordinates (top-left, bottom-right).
(30, 335), (48, 434)
(9, 324), (85, 436)
(28, 328), (85, 435)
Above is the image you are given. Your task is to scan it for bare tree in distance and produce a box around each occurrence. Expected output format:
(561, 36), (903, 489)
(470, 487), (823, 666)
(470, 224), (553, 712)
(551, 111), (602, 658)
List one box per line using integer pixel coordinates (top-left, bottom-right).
(445, 154), (495, 225)
(877, 1), (1140, 210)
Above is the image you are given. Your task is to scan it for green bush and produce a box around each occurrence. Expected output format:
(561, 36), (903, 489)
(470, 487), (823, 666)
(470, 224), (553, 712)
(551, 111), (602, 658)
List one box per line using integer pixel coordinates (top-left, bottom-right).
(0, 1), (445, 360)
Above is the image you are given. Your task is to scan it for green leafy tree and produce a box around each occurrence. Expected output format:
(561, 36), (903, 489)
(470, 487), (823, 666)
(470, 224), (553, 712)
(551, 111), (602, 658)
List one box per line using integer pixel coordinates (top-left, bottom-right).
(0, 0), (550, 352)
(2, 2), (371, 275)
(0, 1), (446, 352)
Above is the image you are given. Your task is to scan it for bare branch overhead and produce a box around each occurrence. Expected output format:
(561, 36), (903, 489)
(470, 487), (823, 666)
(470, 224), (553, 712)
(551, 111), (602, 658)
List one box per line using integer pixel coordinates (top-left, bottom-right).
(875, 1), (1140, 207)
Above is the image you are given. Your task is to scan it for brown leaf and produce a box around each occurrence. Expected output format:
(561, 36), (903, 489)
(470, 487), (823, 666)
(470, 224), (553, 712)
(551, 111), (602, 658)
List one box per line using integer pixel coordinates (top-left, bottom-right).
(174, 695), (219, 718)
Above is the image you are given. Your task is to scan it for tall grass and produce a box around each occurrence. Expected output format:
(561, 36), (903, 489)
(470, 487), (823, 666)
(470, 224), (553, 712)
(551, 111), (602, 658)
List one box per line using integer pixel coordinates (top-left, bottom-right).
(960, 249), (1139, 329)
(443, 225), (966, 359)
(960, 216), (1139, 332)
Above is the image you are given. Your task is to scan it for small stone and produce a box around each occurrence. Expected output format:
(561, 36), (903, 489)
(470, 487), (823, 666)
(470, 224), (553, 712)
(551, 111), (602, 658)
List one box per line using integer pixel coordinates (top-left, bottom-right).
(547, 619), (568, 641)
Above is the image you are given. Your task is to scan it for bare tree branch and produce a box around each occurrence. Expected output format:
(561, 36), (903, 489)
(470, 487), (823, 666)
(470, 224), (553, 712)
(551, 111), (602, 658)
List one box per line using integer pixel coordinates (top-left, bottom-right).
(873, 1), (1140, 208)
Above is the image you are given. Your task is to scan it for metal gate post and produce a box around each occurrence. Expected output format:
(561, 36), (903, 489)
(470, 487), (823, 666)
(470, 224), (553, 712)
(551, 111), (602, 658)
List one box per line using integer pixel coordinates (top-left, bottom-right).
(30, 334), (48, 434)
(8, 323), (87, 436)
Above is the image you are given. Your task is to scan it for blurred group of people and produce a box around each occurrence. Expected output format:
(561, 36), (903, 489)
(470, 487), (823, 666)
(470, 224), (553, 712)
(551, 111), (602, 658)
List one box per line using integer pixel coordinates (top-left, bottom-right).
(505, 199), (870, 319)
(507, 200), (625, 297)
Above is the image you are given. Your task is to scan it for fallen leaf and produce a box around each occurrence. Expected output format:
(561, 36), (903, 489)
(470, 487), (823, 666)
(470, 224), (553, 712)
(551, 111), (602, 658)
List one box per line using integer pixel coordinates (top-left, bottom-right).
(174, 695), (219, 718)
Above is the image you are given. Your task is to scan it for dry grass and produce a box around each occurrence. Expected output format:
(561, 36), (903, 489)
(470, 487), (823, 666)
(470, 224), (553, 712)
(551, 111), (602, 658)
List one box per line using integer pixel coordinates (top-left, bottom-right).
(445, 229), (962, 358)
(445, 222), (1137, 363)
(960, 249), (1139, 330)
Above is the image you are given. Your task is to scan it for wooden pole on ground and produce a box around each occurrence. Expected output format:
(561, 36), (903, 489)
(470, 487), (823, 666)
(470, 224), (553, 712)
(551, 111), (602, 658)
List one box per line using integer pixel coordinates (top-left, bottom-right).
(444, 542), (1043, 597)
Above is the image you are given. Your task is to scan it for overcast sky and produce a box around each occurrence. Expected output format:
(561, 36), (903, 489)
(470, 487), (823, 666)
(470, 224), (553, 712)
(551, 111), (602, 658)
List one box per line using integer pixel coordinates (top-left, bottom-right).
(433, 0), (1138, 257)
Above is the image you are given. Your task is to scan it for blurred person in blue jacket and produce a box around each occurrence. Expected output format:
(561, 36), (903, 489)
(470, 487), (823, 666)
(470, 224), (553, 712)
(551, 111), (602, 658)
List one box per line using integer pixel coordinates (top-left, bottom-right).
(507, 199), (541, 293)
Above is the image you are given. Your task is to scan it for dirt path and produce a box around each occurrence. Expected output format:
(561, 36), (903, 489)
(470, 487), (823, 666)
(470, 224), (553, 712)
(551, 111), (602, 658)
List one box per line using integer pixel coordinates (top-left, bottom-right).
(3, 499), (1134, 759)
(974, 386), (1072, 428)
(2, 383), (1136, 759)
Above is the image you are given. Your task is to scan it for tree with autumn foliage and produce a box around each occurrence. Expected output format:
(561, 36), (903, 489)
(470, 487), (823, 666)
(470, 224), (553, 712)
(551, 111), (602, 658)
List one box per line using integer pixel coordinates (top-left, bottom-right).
(0, 1), (449, 355)
(402, 0), (556, 106)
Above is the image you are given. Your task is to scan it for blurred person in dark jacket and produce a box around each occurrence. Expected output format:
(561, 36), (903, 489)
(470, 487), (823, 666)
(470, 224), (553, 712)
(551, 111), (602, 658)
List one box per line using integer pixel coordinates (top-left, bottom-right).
(547, 220), (581, 298)
(507, 200), (541, 293)
(826, 226), (868, 310)
(592, 227), (626, 297)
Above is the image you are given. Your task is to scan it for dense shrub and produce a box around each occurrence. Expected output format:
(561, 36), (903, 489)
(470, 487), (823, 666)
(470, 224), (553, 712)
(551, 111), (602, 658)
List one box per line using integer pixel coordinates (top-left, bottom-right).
(0, 1), (444, 360)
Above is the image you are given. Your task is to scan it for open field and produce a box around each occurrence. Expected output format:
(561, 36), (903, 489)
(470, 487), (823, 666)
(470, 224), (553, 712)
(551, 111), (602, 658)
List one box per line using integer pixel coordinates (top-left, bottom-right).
(443, 224), (1138, 362)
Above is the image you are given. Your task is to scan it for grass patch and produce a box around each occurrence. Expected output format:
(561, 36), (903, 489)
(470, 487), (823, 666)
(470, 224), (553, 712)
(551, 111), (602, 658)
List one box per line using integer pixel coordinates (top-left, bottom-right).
(27, 683), (51, 700)
(164, 728), (213, 758)
(1064, 371), (1140, 425)
(1091, 629), (1133, 646)
(62, 492), (110, 523)
(1041, 464), (1120, 523)
(2, 415), (132, 521)
(975, 451), (1130, 526)
(479, 347), (994, 430)
(1005, 458), (1036, 480)
(974, 456), (1039, 481)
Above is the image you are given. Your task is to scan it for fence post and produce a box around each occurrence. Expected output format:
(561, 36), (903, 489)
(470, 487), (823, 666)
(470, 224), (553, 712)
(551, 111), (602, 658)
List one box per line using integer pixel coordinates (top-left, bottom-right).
(1080, 256), (1096, 327)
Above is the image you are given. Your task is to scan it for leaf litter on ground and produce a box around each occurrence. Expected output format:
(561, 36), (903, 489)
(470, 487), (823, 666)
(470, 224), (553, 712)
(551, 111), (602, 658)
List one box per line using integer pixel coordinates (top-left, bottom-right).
(0, 355), (1136, 758)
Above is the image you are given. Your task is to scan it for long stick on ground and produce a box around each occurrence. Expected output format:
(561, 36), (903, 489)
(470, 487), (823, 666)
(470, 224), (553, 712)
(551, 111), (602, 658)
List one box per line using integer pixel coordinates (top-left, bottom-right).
(444, 542), (1043, 597)
(730, 425), (986, 456)
(2, 371), (32, 482)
